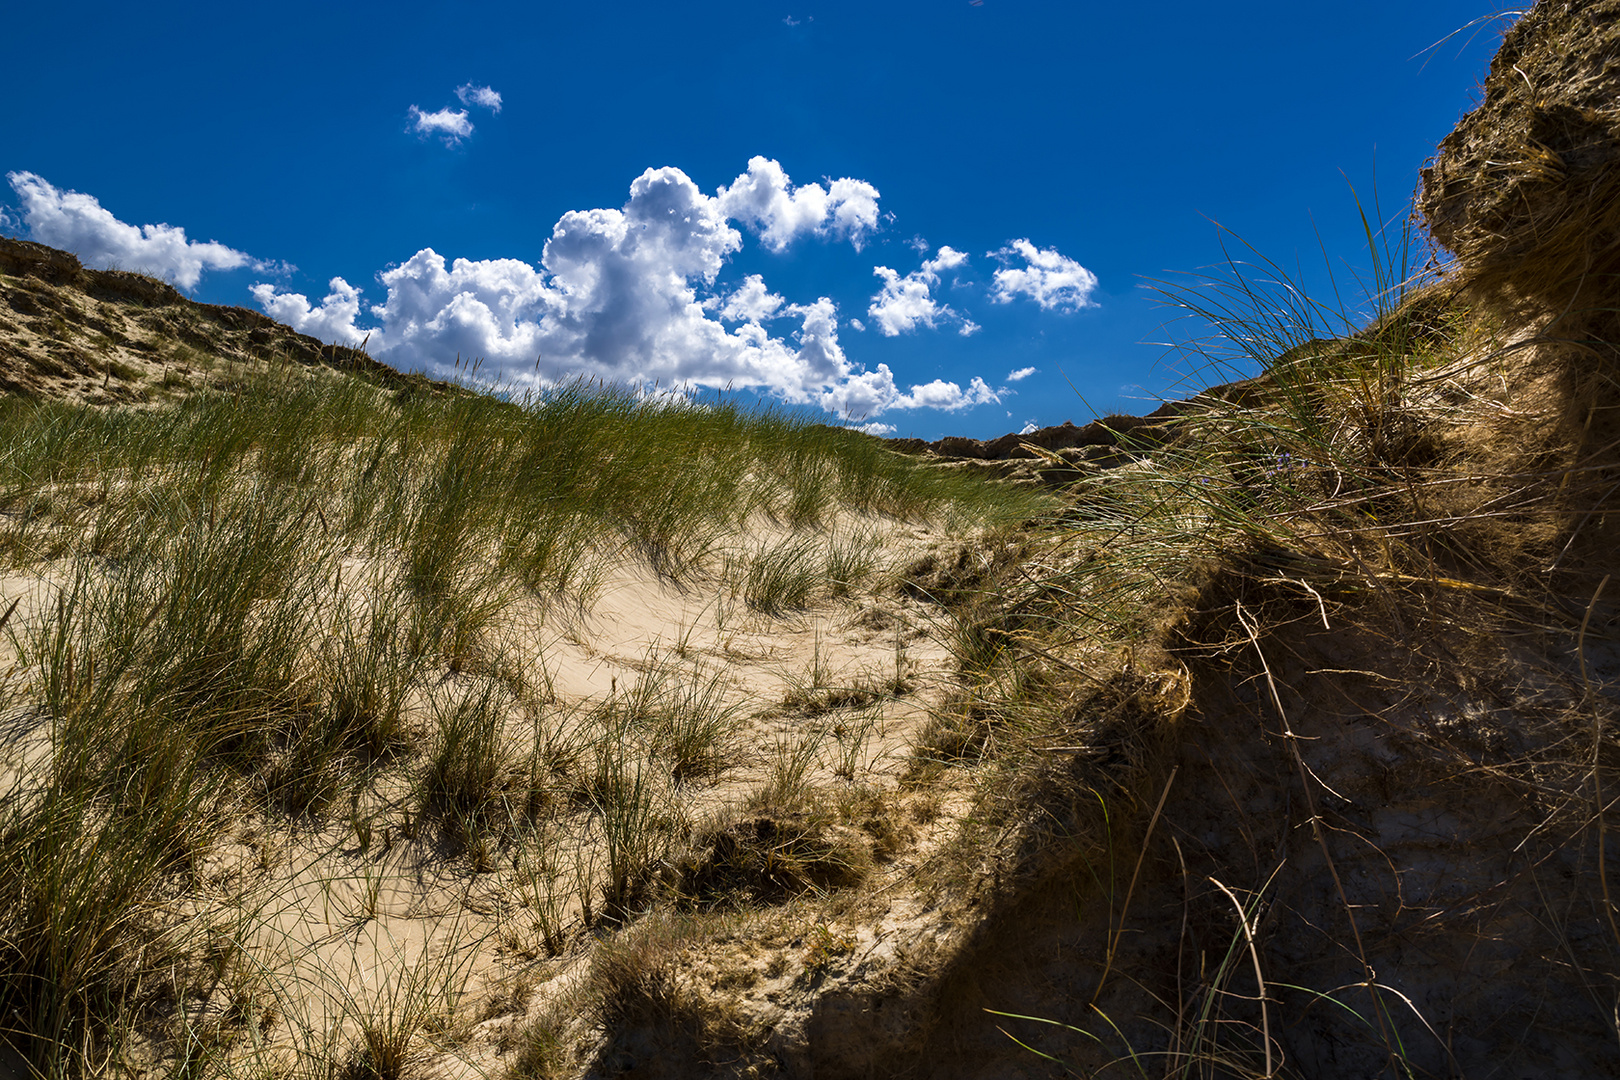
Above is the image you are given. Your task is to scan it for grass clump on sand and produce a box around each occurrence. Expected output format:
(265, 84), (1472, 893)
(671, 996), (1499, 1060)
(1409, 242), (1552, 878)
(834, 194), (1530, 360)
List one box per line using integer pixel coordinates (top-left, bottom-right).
(0, 363), (1044, 1076)
(0, 373), (1033, 593)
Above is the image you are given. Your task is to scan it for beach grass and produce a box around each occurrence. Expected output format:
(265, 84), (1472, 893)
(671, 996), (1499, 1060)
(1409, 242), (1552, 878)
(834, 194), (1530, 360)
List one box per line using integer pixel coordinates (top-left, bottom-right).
(0, 363), (1047, 1075)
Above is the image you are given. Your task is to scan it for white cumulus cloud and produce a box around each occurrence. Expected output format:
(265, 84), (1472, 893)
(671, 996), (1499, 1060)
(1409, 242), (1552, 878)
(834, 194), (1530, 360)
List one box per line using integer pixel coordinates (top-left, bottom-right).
(817, 365), (903, 419)
(252, 162), (1000, 422)
(455, 83), (503, 112)
(1006, 366), (1037, 381)
(718, 274), (785, 324)
(867, 246), (972, 336)
(7, 171), (279, 290)
(825, 178), (881, 247)
(409, 106), (474, 144)
(867, 268), (936, 336)
(254, 166), (839, 403)
(250, 278), (369, 346)
(718, 157), (881, 252)
(989, 239), (1098, 311)
(817, 362), (999, 419)
(902, 376), (999, 410)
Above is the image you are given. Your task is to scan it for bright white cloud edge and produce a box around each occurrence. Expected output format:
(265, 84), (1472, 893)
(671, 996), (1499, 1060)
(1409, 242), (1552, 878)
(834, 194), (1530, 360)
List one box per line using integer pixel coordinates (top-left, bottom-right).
(849, 421), (896, 436)
(989, 239), (1098, 311)
(6, 171), (283, 290)
(252, 160), (1000, 421)
(5, 164), (1035, 425)
(867, 246), (974, 337)
(717, 156), (880, 253)
(409, 106), (473, 144)
(455, 84), (502, 112)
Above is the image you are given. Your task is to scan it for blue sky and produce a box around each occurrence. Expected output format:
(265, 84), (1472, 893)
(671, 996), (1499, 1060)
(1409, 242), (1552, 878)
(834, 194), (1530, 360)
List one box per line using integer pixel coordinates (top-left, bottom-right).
(3, 1), (1510, 439)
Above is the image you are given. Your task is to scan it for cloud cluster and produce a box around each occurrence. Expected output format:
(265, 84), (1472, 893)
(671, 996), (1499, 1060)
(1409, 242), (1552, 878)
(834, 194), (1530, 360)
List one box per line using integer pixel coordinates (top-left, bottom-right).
(7, 171), (279, 290)
(247, 161), (1096, 423)
(250, 277), (366, 346)
(410, 83), (502, 145)
(409, 106), (473, 144)
(717, 157), (880, 252)
(456, 84), (502, 112)
(256, 164), (875, 407)
(7, 157), (1096, 427)
(989, 239), (1098, 311)
(817, 363), (999, 419)
(867, 246), (977, 336)
(717, 274), (785, 323)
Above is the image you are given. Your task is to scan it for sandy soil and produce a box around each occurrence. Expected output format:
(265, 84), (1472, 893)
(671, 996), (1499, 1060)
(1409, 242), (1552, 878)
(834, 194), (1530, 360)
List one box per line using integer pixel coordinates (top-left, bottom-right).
(0, 508), (987, 1077)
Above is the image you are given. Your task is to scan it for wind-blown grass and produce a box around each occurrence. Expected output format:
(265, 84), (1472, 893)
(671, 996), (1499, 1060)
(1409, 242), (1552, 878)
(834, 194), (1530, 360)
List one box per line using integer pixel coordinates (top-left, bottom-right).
(0, 363), (1045, 1074)
(914, 209), (1620, 1077)
(0, 372), (1039, 589)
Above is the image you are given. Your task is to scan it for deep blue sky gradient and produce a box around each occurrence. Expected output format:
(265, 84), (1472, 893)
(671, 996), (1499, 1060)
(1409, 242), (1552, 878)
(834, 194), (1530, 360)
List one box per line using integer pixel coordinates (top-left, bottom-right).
(3, 1), (1512, 438)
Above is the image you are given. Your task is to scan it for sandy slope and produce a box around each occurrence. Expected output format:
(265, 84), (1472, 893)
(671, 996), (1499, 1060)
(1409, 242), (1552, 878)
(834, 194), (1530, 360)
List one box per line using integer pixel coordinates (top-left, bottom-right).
(0, 504), (992, 1076)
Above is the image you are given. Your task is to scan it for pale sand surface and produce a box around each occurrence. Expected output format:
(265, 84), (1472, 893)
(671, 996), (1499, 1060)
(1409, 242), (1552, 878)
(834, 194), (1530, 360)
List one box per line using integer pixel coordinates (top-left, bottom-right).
(0, 508), (979, 1074)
